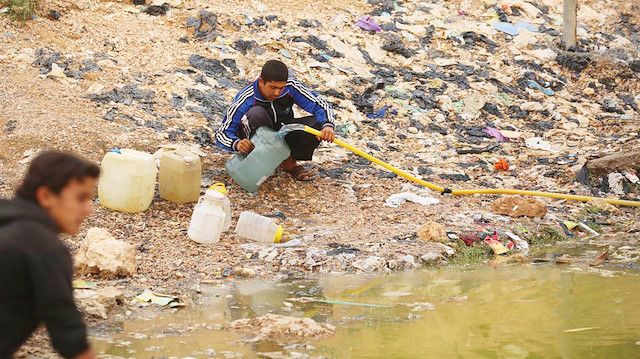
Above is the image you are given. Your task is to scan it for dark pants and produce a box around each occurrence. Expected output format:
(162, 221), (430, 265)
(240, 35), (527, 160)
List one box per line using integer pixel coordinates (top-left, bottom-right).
(236, 106), (323, 161)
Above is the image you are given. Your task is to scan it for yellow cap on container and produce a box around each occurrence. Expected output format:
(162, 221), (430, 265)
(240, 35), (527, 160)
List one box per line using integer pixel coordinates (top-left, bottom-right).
(274, 225), (284, 243)
(209, 183), (227, 195)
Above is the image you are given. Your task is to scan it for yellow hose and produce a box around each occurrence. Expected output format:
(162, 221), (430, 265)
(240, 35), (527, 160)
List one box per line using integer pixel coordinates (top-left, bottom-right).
(305, 126), (640, 207)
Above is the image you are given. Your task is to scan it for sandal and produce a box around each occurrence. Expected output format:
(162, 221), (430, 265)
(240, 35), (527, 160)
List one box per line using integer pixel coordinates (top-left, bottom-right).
(286, 165), (314, 181)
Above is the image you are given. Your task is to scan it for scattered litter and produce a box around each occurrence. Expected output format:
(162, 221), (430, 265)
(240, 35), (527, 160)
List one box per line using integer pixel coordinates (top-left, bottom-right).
(527, 80), (554, 96)
(492, 22), (519, 36)
(484, 232), (508, 255)
(589, 247), (610, 267)
(382, 292), (412, 297)
(18, 149), (40, 164)
(607, 173), (625, 195)
(272, 238), (302, 248)
(563, 327), (600, 333)
(505, 232), (528, 252)
(385, 192), (440, 208)
(494, 158), (509, 171)
(483, 127), (509, 142)
(46, 63), (66, 78)
(279, 49), (292, 59)
(525, 137), (561, 153)
(555, 254), (574, 264)
(355, 15), (382, 32)
(134, 289), (184, 308)
(287, 297), (392, 308)
(622, 170), (639, 184)
(492, 21), (539, 36)
(578, 222), (600, 237)
(143, 3), (170, 16)
(72, 279), (97, 290)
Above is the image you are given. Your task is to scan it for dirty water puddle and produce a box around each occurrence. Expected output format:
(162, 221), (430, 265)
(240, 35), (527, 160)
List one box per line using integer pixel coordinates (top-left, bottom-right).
(92, 265), (640, 358)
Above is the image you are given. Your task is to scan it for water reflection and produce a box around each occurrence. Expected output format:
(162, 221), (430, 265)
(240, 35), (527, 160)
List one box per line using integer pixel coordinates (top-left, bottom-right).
(92, 265), (640, 358)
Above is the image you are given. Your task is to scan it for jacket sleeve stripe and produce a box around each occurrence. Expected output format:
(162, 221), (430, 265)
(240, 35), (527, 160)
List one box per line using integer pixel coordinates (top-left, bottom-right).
(216, 88), (254, 148)
(288, 80), (335, 124)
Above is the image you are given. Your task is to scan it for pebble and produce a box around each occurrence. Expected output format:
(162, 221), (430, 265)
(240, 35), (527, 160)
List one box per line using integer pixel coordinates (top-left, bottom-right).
(87, 83), (105, 94)
(264, 250), (279, 262)
(387, 259), (397, 269)
(234, 267), (256, 277)
(15, 53), (34, 63)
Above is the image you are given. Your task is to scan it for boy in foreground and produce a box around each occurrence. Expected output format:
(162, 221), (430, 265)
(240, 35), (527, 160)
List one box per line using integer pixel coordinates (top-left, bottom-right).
(0, 151), (99, 359)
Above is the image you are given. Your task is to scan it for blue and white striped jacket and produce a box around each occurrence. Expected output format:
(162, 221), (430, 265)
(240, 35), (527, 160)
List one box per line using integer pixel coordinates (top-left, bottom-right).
(215, 78), (335, 151)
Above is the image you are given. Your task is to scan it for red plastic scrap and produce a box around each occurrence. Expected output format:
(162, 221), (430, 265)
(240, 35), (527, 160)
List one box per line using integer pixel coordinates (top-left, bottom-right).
(495, 158), (509, 171)
(460, 234), (482, 246)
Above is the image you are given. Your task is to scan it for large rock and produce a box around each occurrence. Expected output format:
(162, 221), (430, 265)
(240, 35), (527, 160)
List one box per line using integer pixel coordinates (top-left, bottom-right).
(231, 314), (335, 342)
(74, 287), (123, 318)
(96, 287), (124, 312)
(587, 151), (640, 177)
(234, 267), (256, 278)
(417, 221), (448, 243)
(75, 228), (137, 278)
(74, 290), (107, 319)
(352, 256), (386, 272)
(491, 196), (547, 218)
(420, 252), (446, 265)
(588, 198), (620, 214)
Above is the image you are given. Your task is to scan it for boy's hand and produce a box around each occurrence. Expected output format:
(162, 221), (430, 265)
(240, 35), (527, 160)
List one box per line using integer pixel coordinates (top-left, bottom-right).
(237, 139), (254, 155)
(317, 127), (335, 142)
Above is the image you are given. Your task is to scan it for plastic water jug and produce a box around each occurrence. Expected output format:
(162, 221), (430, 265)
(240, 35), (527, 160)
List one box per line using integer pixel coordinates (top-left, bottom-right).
(226, 126), (292, 192)
(209, 183), (231, 231)
(188, 190), (227, 244)
(235, 211), (283, 243)
(159, 150), (202, 204)
(98, 149), (157, 213)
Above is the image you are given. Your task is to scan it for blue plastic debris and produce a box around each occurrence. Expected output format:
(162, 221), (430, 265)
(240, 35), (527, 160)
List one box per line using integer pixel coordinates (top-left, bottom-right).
(492, 22), (519, 35)
(527, 80), (554, 96)
(366, 106), (392, 119)
(515, 21), (539, 33)
(279, 49), (292, 58)
(493, 21), (539, 36)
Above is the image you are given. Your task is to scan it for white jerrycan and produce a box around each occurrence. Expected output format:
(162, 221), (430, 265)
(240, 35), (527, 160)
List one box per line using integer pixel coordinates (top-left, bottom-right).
(187, 190), (227, 244)
(235, 211), (284, 243)
(98, 149), (157, 213)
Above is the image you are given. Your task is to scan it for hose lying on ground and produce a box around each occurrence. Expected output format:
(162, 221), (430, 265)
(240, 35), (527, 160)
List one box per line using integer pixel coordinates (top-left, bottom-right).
(303, 126), (640, 207)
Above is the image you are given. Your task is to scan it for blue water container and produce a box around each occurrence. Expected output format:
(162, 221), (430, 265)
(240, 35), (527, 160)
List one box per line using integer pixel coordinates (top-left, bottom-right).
(225, 126), (293, 192)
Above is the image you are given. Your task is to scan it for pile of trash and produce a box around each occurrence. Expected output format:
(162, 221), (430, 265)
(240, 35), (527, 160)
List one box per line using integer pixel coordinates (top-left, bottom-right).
(8, 0), (637, 164)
